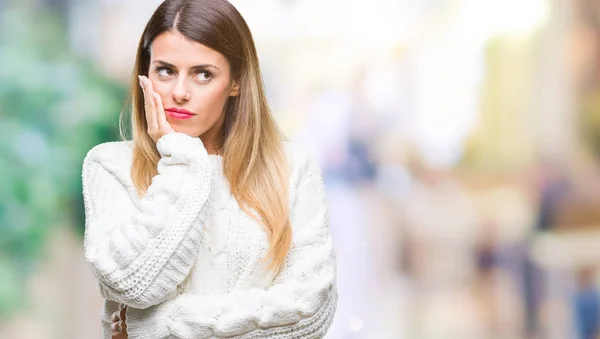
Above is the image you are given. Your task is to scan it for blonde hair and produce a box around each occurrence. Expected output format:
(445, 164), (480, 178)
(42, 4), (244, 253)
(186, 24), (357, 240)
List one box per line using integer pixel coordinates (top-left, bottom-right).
(119, 0), (291, 273)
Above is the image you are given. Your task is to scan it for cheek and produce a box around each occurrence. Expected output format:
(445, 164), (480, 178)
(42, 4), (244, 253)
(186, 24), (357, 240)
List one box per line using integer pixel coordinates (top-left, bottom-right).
(192, 83), (231, 111)
(152, 82), (170, 98)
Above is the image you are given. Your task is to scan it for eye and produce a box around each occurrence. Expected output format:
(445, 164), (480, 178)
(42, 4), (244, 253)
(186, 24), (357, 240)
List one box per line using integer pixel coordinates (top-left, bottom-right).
(195, 70), (212, 82)
(156, 67), (174, 77)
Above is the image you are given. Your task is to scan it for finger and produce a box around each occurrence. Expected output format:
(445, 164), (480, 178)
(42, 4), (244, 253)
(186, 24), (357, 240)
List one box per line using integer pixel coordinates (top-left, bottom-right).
(121, 319), (127, 331)
(145, 78), (160, 129)
(111, 321), (121, 333)
(119, 305), (127, 320)
(139, 75), (157, 131)
(111, 310), (120, 322)
(142, 76), (157, 129)
(153, 92), (169, 128)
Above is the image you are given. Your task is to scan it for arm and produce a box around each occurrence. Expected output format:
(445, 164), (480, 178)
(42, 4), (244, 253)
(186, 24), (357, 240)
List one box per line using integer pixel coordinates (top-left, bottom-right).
(82, 132), (213, 309)
(125, 152), (338, 339)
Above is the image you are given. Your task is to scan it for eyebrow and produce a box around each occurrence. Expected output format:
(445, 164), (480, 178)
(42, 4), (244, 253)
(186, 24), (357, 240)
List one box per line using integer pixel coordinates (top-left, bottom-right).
(152, 60), (219, 70)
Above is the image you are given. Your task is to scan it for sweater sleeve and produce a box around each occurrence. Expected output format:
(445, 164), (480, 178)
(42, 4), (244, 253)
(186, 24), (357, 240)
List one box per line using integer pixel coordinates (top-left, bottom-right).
(82, 132), (213, 309)
(125, 150), (337, 339)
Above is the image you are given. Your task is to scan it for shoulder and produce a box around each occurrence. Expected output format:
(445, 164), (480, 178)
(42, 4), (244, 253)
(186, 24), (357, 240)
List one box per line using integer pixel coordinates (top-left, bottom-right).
(83, 140), (134, 169)
(82, 140), (137, 198)
(82, 140), (135, 187)
(281, 140), (323, 185)
(282, 141), (318, 170)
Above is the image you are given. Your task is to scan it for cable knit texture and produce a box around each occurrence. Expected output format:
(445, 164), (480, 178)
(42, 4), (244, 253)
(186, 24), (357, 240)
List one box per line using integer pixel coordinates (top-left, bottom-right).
(81, 132), (337, 339)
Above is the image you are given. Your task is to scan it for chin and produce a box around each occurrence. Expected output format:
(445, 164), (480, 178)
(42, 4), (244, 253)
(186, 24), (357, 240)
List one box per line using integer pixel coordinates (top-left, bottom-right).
(170, 126), (202, 138)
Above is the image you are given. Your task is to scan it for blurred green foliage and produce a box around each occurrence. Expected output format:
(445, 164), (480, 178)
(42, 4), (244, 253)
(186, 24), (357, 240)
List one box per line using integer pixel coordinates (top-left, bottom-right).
(0, 3), (127, 317)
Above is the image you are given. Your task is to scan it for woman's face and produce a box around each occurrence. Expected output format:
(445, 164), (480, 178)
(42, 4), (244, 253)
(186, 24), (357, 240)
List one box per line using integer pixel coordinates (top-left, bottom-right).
(148, 30), (239, 139)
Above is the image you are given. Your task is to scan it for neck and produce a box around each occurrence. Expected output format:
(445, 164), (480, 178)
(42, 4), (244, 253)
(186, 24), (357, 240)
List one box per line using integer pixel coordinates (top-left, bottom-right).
(200, 127), (224, 156)
(200, 109), (227, 155)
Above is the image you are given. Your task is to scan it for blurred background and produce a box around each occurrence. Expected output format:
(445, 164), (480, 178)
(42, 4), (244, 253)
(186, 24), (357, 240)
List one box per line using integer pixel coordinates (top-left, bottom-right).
(3, 0), (600, 338)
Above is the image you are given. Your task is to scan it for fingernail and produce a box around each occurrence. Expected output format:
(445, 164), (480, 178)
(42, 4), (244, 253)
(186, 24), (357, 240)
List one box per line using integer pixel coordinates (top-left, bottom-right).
(138, 76), (143, 87)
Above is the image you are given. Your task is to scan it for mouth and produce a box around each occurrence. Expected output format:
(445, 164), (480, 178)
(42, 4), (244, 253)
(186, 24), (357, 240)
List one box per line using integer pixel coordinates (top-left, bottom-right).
(165, 107), (196, 120)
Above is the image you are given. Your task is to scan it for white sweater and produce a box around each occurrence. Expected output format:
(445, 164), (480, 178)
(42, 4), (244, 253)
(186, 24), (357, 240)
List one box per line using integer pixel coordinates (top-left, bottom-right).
(81, 132), (337, 339)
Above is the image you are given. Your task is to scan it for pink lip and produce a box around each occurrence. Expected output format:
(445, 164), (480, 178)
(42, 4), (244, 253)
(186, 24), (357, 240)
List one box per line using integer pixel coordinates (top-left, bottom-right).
(165, 107), (195, 120)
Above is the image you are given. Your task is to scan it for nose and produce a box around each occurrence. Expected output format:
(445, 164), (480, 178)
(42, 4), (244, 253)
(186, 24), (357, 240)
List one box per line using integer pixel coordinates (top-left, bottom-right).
(171, 77), (191, 103)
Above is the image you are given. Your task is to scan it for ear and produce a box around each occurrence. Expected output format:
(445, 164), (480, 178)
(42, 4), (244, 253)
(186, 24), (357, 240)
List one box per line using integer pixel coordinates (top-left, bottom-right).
(229, 81), (240, 97)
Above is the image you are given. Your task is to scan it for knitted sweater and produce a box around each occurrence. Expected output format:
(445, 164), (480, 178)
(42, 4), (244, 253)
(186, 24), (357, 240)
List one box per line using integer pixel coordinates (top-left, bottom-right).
(81, 132), (337, 339)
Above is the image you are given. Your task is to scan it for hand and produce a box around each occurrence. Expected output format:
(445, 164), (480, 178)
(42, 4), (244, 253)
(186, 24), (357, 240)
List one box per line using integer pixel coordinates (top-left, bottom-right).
(111, 305), (128, 339)
(139, 75), (175, 143)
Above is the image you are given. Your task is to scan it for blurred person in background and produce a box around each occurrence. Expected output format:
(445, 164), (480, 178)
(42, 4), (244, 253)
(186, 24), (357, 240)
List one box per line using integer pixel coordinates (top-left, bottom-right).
(573, 267), (600, 339)
(81, 0), (337, 338)
(474, 219), (501, 335)
(523, 159), (571, 338)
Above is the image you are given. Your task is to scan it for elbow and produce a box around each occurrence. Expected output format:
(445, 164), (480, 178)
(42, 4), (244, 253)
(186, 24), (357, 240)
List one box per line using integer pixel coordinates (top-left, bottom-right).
(317, 285), (338, 333)
(283, 286), (338, 339)
(294, 283), (338, 337)
(84, 242), (117, 282)
(307, 282), (338, 338)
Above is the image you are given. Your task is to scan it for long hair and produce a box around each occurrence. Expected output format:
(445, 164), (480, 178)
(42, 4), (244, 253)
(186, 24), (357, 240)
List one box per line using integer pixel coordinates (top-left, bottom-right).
(119, 0), (291, 274)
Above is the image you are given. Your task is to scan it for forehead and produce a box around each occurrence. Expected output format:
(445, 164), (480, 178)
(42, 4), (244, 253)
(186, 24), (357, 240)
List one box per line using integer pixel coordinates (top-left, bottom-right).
(150, 30), (228, 68)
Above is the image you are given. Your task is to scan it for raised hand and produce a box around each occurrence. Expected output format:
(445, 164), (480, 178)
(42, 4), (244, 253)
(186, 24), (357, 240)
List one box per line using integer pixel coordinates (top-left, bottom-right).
(139, 75), (175, 143)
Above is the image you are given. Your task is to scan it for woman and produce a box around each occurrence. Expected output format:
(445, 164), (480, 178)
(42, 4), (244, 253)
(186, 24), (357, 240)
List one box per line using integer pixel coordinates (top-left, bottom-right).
(81, 0), (337, 338)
